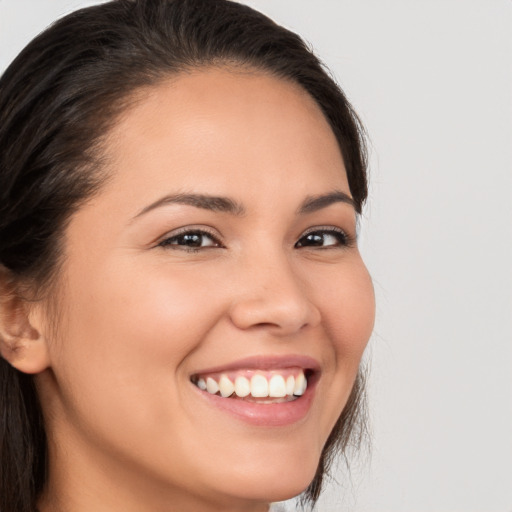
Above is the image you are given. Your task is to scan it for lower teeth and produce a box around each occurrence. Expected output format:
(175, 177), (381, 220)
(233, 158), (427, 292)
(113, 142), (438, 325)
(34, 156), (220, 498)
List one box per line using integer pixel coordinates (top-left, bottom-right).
(229, 394), (299, 403)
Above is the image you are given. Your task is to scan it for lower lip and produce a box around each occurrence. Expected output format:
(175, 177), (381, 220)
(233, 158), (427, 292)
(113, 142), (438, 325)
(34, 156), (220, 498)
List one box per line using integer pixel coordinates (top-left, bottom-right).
(192, 379), (317, 427)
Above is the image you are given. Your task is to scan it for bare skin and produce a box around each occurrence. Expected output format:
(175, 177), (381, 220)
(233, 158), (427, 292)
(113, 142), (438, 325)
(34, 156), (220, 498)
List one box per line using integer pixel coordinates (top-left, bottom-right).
(11, 68), (375, 512)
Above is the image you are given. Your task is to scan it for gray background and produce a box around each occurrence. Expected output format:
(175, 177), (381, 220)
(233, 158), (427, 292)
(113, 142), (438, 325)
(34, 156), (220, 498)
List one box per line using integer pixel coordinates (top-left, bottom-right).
(1, 1), (511, 511)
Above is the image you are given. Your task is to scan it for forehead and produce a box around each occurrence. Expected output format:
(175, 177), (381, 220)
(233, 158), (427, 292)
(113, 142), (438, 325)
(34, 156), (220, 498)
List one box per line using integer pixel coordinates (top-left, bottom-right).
(99, 67), (349, 208)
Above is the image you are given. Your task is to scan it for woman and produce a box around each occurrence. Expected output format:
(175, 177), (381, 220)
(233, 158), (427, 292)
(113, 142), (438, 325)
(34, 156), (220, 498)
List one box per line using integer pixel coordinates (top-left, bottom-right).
(0, 1), (375, 511)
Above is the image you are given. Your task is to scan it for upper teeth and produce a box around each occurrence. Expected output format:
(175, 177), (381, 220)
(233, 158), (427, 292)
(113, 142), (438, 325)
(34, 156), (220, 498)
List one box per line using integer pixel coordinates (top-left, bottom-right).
(195, 370), (308, 399)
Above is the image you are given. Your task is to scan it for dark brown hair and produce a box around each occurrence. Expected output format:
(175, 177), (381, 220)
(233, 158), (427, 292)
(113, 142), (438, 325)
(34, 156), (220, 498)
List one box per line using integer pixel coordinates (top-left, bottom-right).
(0, 1), (369, 510)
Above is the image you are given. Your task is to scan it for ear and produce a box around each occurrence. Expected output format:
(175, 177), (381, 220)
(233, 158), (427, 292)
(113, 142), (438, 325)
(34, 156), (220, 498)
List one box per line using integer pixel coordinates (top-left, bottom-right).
(0, 267), (51, 374)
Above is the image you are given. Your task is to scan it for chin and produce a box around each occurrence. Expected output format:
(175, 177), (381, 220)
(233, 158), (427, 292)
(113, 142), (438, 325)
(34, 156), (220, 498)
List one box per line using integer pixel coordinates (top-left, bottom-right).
(211, 446), (321, 504)
(227, 472), (315, 505)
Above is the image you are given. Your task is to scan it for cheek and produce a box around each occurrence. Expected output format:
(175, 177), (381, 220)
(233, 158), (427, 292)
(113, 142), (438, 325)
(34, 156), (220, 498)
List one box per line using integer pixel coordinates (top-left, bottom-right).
(317, 259), (375, 361)
(300, 256), (374, 430)
(45, 258), (231, 469)
(66, 258), (222, 359)
(50, 257), (226, 424)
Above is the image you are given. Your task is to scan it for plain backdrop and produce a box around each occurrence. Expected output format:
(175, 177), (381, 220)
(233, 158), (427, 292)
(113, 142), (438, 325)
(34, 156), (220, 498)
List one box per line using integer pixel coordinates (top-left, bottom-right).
(1, 1), (511, 511)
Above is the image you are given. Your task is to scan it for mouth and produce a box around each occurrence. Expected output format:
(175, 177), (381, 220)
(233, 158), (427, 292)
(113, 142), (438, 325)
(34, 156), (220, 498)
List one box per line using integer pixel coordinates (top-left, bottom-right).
(189, 356), (319, 426)
(191, 367), (312, 403)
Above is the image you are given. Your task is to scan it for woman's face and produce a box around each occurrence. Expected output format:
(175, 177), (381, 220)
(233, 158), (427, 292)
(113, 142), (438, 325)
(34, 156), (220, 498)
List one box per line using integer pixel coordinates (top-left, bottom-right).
(37, 68), (375, 511)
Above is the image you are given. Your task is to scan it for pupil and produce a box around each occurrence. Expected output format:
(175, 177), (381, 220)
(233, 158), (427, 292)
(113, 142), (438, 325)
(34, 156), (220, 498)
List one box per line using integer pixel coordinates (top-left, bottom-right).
(306, 233), (323, 246)
(181, 234), (201, 247)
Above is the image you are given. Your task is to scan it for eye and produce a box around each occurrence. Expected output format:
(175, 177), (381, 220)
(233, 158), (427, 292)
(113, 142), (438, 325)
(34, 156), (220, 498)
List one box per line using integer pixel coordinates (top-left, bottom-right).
(295, 228), (350, 249)
(158, 229), (222, 251)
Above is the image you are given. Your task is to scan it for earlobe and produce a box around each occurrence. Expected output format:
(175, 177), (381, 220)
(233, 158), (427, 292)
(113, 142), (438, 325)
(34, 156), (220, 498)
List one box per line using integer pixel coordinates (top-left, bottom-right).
(0, 268), (51, 374)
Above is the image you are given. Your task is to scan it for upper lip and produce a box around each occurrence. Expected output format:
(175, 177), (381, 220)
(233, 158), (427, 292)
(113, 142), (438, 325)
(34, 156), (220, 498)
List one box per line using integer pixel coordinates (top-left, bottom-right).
(190, 354), (321, 377)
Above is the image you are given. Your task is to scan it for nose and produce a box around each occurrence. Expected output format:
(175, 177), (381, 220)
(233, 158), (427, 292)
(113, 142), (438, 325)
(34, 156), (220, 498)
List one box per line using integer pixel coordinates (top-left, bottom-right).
(228, 255), (321, 336)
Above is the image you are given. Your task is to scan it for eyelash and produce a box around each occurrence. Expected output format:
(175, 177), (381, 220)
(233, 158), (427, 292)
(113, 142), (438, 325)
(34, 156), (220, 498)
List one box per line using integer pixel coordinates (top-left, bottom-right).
(157, 226), (353, 253)
(295, 227), (352, 249)
(157, 228), (222, 253)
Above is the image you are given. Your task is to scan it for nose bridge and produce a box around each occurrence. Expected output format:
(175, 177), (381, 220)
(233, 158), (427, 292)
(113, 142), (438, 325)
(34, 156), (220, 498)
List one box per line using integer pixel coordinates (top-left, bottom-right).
(228, 248), (321, 334)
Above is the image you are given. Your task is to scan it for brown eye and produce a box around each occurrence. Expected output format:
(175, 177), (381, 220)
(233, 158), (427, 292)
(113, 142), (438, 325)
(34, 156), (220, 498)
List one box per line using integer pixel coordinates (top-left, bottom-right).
(159, 230), (221, 250)
(295, 229), (348, 248)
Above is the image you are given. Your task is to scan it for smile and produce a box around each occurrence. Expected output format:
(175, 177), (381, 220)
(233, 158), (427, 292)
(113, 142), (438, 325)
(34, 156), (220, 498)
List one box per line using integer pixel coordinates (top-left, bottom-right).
(189, 356), (319, 426)
(191, 368), (308, 402)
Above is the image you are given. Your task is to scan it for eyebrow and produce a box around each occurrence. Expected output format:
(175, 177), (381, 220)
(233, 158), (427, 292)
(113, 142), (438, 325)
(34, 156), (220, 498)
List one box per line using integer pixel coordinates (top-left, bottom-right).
(132, 189), (356, 221)
(132, 193), (246, 220)
(297, 190), (356, 214)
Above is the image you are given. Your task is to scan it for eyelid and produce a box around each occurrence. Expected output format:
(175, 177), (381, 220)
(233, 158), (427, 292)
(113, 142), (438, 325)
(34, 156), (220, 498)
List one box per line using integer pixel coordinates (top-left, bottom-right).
(156, 225), (224, 248)
(297, 225), (356, 248)
(300, 225), (347, 236)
